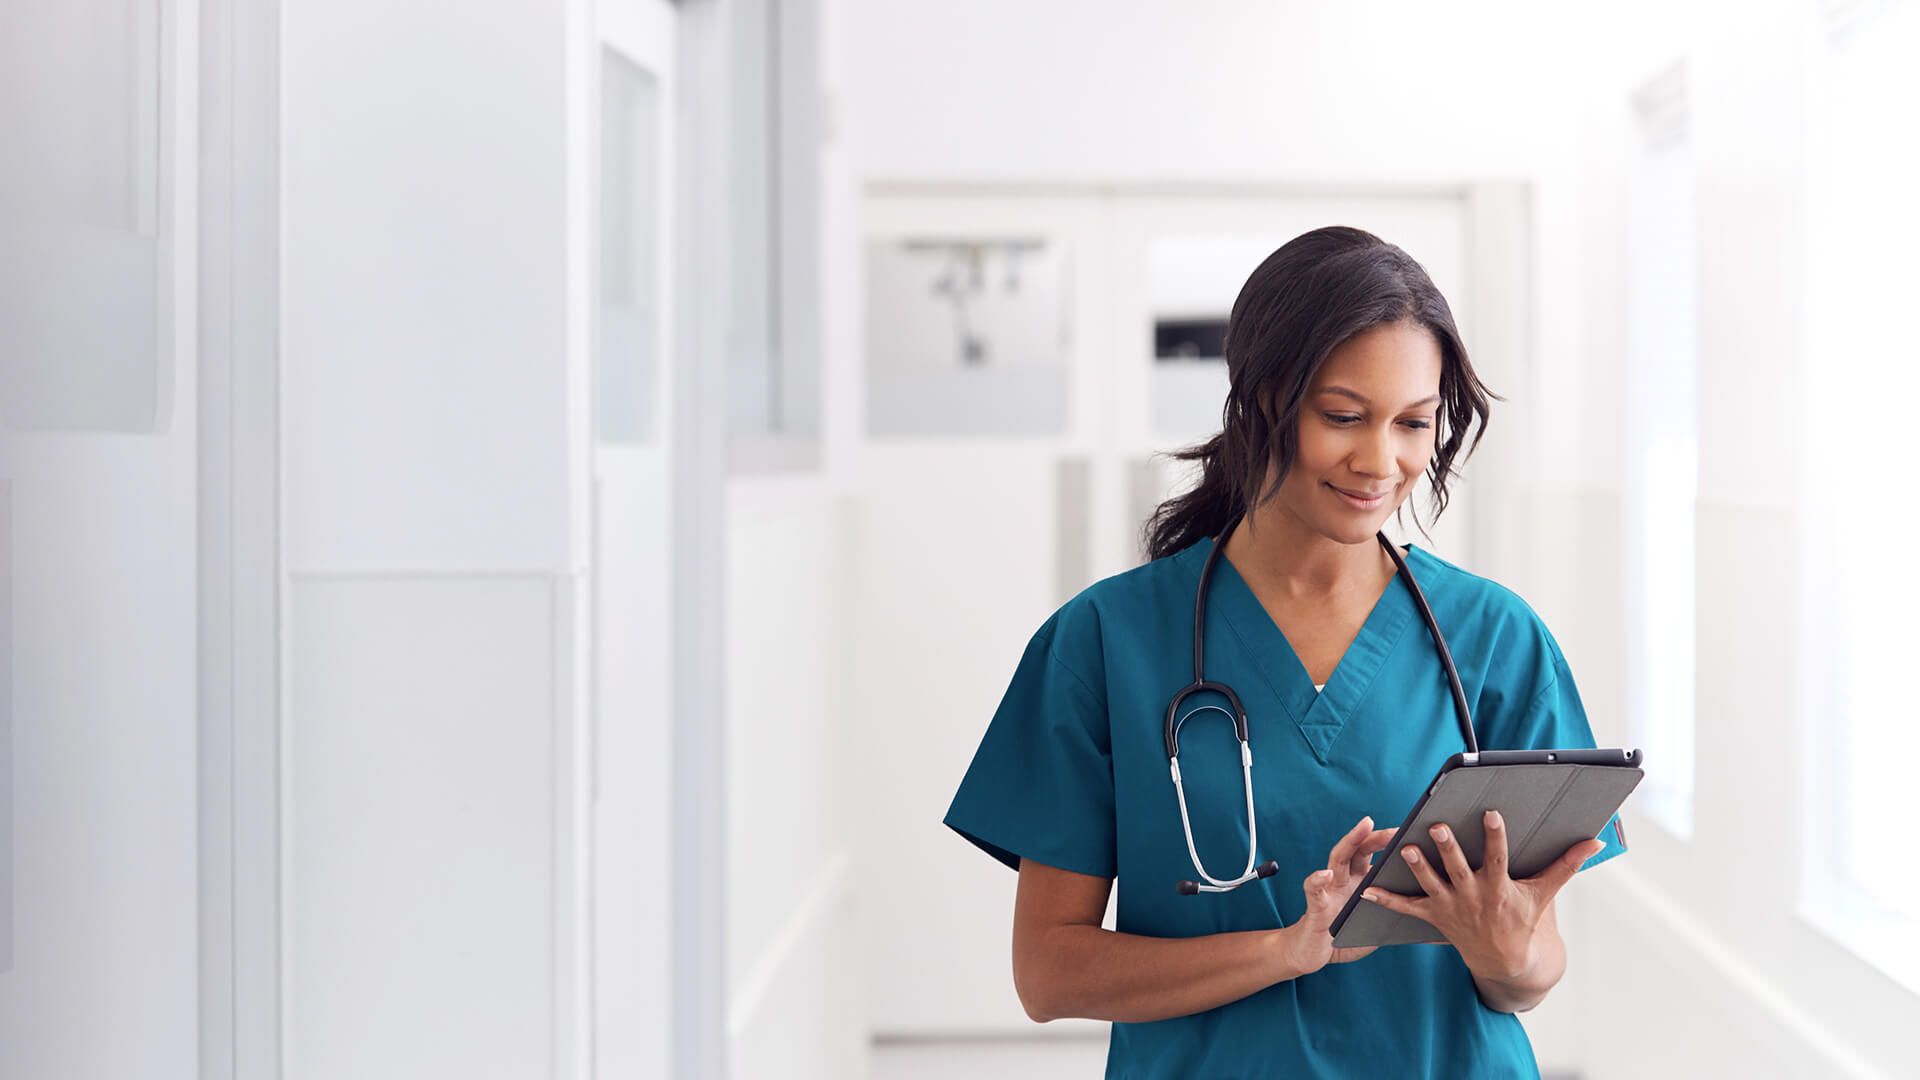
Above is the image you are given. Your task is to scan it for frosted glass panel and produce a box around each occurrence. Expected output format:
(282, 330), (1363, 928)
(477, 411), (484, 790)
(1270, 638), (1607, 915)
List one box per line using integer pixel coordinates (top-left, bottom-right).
(597, 50), (660, 445)
(0, 0), (164, 433)
(865, 237), (1070, 437)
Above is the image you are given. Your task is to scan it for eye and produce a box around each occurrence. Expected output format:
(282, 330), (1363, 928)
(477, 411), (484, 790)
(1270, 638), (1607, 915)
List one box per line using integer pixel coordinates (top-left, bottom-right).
(1402, 419), (1432, 430)
(1322, 413), (1360, 426)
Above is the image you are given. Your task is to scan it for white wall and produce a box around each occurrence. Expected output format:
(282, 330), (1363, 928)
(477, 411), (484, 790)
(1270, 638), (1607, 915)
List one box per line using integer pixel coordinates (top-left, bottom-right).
(284, 578), (571, 1077)
(725, 488), (865, 1079)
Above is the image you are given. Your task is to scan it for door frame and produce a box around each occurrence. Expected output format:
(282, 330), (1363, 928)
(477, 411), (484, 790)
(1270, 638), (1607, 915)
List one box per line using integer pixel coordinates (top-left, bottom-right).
(669, 0), (732, 1075)
(197, 0), (283, 1075)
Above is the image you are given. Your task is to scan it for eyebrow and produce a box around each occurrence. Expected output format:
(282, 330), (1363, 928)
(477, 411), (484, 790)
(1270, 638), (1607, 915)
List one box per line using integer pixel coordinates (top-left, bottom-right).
(1318, 386), (1441, 409)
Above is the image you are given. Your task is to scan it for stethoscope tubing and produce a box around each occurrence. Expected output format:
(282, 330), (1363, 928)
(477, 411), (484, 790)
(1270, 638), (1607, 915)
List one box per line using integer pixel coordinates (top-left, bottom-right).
(1167, 513), (1477, 895)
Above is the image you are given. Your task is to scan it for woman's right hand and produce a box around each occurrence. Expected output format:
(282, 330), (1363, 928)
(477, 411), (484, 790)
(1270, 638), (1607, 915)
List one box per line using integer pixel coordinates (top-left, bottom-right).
(1281, 816), (1399, 975)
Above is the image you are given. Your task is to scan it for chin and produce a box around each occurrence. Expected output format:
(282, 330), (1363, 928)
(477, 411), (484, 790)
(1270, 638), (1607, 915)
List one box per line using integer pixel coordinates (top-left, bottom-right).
(1312, 516), (1380, 545)
(1339, 522), (1383, 544)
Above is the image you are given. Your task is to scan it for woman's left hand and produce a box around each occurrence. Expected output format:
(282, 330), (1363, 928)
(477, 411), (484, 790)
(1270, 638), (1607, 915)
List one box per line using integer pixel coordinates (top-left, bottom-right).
(1361, 810), (1605, 980)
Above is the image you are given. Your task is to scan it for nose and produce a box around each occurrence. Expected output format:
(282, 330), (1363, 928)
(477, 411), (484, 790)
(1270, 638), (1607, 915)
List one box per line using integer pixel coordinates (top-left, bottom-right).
(1350, 423), (1398, 480)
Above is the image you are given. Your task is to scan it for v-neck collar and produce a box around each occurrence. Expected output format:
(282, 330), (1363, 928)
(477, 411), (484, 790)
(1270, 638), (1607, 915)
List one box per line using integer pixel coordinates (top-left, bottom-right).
(1186, 536), (1423, 765)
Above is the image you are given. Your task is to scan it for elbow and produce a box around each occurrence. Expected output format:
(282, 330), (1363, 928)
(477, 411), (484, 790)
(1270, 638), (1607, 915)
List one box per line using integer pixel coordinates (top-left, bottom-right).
(1019, 995), (1058, 1025)
(1480, 984), (1551, 1015)
(1012, 960), (1059, 1024)
(1012, 941), (1068, 1024)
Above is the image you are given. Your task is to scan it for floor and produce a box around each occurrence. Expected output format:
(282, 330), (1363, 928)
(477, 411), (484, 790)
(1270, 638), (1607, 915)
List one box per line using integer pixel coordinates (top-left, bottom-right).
(870, 1037), (1109, 1080)
(868, 1037), (1582, 1079)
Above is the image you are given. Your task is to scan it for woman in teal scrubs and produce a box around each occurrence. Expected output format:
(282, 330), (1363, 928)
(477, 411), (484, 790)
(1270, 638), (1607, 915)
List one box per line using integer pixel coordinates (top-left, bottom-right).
(944, 226), (1627, 1078)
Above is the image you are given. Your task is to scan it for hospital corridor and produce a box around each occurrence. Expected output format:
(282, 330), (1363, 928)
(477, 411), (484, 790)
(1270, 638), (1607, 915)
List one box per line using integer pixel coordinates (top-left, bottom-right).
(1, 0), (1917, 1077)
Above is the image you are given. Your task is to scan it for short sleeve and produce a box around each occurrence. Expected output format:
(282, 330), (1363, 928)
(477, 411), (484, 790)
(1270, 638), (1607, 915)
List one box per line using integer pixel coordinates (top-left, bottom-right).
(943, 613), (1117, 879)
(1506, 631), (1629, 874)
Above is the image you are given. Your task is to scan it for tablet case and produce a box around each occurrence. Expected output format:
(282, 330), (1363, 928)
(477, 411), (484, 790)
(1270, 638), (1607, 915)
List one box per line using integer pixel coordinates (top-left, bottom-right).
(1329, 749), (1643, 949)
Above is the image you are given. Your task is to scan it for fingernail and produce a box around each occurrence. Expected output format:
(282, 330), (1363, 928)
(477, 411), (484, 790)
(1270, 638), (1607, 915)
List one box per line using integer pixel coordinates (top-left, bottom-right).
(1486, 810), (1502, 830)
(1403, 847), (1420, 863)
(1364, 889), (1382, 902)
(1433, 826), (1450, 842)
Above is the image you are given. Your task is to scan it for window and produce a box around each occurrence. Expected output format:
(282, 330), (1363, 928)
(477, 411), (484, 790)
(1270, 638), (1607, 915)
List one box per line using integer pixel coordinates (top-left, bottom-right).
(1800, 0), (1920, 993)
(0, 0), (166, 434)
(1623, 59), (1698, 839)
(598, 49), (661, 446)
(728, 0), (824, 472)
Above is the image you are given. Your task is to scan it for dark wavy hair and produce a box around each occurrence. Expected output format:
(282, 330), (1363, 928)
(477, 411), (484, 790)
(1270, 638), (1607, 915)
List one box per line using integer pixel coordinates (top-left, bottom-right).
(1142, 226), (1498, 561)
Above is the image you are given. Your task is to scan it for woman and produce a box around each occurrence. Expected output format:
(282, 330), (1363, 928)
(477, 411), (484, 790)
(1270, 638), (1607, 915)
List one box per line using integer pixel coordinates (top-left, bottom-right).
(943, 226), (1627, 1077)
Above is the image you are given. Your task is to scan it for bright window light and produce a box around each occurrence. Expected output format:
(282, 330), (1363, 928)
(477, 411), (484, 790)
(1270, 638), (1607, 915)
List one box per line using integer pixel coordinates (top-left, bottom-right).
(1800, 0), (1920, 993)
(1623, 60), (1697, 840)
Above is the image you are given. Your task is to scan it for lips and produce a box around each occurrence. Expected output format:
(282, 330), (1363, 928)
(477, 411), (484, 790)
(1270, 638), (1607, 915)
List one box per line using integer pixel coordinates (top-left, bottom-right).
(1331, 485), (1390, 499)
(1328, 484), (1390, 507)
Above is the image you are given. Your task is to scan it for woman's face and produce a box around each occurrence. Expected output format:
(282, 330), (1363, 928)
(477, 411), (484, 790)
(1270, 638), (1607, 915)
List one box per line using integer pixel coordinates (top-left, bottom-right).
(1272, 320), (1443, 546)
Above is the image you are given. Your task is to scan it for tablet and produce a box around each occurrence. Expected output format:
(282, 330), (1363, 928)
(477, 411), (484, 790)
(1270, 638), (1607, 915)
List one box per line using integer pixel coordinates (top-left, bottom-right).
(1328, 748), (1644, 949)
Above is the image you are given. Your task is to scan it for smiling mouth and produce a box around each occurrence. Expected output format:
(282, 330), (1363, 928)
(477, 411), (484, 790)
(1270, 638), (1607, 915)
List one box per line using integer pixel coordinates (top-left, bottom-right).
(1330, 485), (1391, 500)
(1328, 485), (1391, 511)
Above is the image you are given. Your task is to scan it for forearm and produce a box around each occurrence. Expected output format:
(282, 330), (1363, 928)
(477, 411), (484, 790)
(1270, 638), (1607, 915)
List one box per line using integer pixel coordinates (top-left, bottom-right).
(1468, 925), (1566, 1014)
(1018, 923), (1310, 1024)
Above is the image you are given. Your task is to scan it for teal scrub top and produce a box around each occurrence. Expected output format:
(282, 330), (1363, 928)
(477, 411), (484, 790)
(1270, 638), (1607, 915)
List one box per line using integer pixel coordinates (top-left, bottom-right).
(944, 537), (1628, 1079)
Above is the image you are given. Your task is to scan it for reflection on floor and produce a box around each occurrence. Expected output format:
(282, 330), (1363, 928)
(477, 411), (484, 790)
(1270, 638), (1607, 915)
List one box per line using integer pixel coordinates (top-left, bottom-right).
(869, 1037), (1583, 1079)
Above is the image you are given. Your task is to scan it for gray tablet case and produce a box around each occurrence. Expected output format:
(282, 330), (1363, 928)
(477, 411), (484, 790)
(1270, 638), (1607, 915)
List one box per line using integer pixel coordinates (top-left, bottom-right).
(1329, 748), (1643, 949)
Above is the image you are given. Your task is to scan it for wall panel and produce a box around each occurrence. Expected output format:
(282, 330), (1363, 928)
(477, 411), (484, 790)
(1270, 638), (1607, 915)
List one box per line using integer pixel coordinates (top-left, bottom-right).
(286, 575), (565, 1080)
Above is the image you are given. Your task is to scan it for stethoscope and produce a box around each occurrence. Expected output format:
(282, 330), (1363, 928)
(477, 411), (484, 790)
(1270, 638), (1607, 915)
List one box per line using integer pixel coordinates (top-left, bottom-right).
(1167, 513), (1479, 895)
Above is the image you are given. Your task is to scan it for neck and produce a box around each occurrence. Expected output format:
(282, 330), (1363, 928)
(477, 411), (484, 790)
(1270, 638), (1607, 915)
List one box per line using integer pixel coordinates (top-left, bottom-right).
(1219, 501), (1392, 602)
